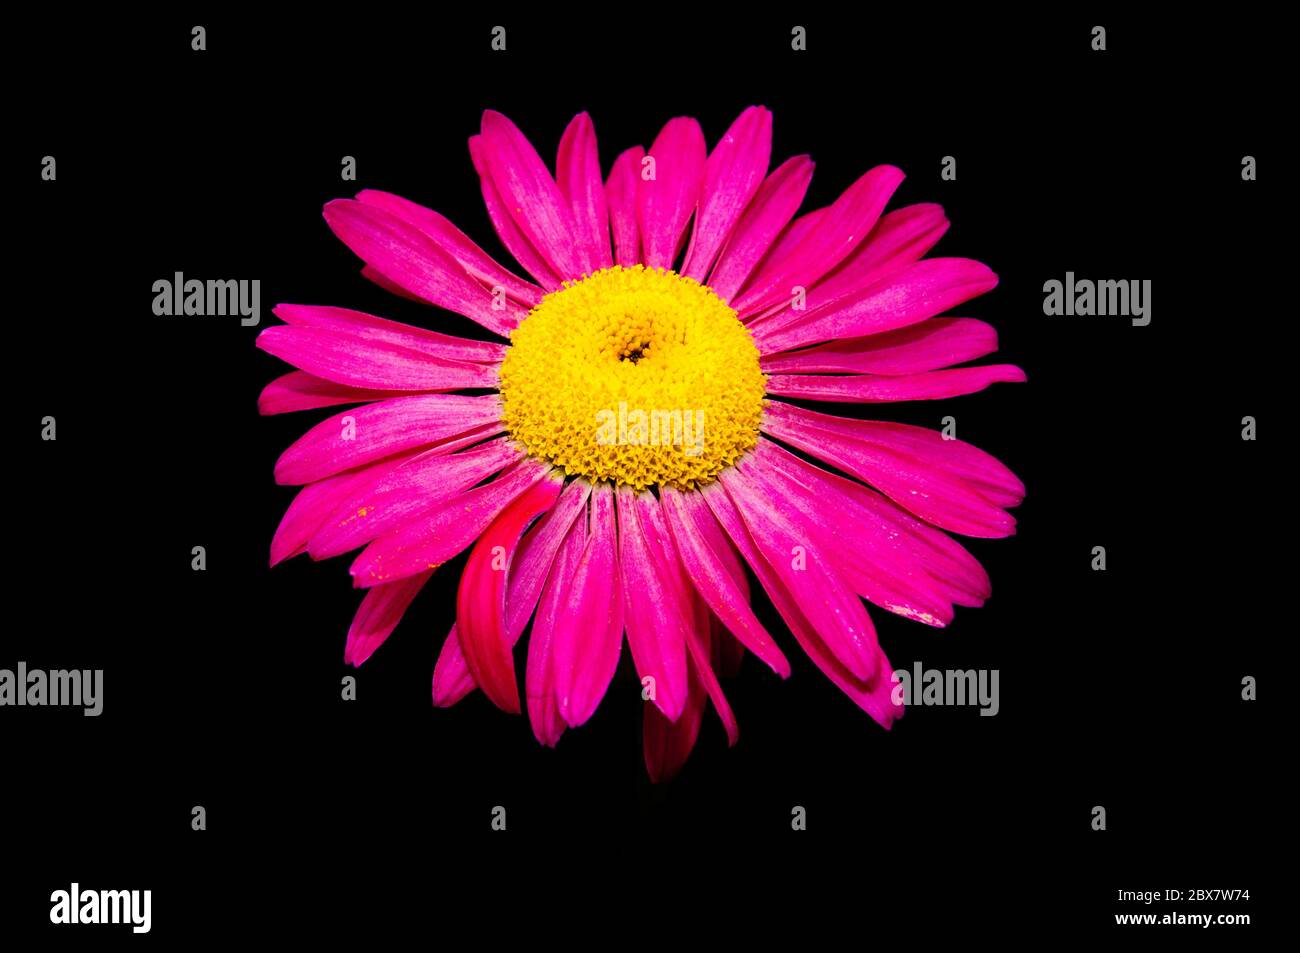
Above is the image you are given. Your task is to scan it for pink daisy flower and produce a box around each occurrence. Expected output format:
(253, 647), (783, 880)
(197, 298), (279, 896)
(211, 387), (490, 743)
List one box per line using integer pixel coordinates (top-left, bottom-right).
(259, 107), (1025, 781)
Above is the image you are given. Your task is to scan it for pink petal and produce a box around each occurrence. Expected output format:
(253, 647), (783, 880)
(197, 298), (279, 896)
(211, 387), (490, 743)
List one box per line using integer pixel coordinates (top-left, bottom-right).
(681, 106), (772, 281)
(344, 570), (432, 667)
(643, 664), (706, 783)
(760, 318), (997, 376)
(556, 112), (613, 273)
(257, 325), (498, 392)
(524, 508), (585, 745)
(307, 437), (522, 560)
(349, 458), (553, 587)
(765, 364), (1026, 402)
(269, 452), (419, 567)
(273, 303), (508, 363)
(616, 485), (689, 722)
(659, 486), (792, 678)
(468, 134), (563, 290)
(707, 155), (814, 303)
(756, 257), (998, 354)
(732, 165), (905, 316)
(322, 199), (523, 336)
(478, 110), (585, 279)
(551, 484), (624, 728)
(605, 146), (645, 267)
(761, 401), (1018, 537)
(456, 472), (566, 714)
(355, 190), (542, 306)
(273, 394), (503, 485)
(258, 371), (410, 416)
(637, 117), (706, 269)
(432, 480), (592, 708)
(751, 436), (992, 607)
(432, 623), (476, 707)
(698, 482), (902, 728)
(711, 471), (880, 682)
(682, 591), (739, 747)
(742, 443), (955, 627)
(754, 203), (949, 326)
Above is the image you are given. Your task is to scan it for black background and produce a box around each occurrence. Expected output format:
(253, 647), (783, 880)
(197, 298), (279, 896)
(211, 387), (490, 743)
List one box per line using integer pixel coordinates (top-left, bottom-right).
(8, 10), (1280, 940)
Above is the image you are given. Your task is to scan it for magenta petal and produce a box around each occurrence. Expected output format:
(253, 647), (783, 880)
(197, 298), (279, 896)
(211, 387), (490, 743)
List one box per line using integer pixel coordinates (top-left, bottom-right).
(256, 325), (498, 392)
(616, 485), (689, 722)
(275, 304), (507, 364)
(765, 364), (1027, 402)
(432, 623), (476, 708)
(273, 394), (502, 485)
(258, 371), (410, 416)
(637, 117), (707, 269)
(681, 106), (772, 281)
(742, 442), (955, 627)
(605, 146), (645, 267)
(659, 486), (792, 678)
(761, 401), (1019, 537)
(556, 112), (613, 273)
(479, 110), (585, 280)
(707, 155), (815, 303)
(525, 508), (585, 746)
(732, 165), (905, 316)
(699, 482), (901, 728)
(682, 592), (739, 747)
(355, 190), (542, 307)
(756, 257), (999, 354)
(711, 471), (880, 683)
(457, 473), (565, 714)
(760, 318), (997, 376)
(643, 663), (706, 783)
(469, 134), (563, 290)
(344, 570), (432, 667)
(551, 484), (624, 728)
(308, 437), (521, 560)
(350, 459), (552, 587)
(269, 452), (418, 566)
(322, 199), (522, 336)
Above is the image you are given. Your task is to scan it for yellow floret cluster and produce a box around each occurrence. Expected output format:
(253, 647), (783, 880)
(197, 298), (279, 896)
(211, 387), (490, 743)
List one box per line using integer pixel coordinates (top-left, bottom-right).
(499, 265), (766, 491)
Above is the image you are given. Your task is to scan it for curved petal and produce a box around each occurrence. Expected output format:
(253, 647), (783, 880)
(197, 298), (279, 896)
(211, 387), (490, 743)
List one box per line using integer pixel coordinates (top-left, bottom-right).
(765, 364), (1026, 402)
(732, 165), (905, 316)
(637, 117), (706, 269)
(605, 146), (645, 267)
(456, 471), (566, 714)
(682, 106), (772, 281)
(322, 199), (523, 336)
(273, 303), (508, 363)
(258, 371), (410, 416)
(478, 110), (585, 279)
(257, 325), (498, 391)
(273, 394), (503, 485)
(761, 401), (1017, 537)
(344, 570), (432, 667)
(756, 257), (998, 355)
(712, 470), (880, 682)
(707, 155), (814, 303)
(350, 459), (553, 587)
(659, 486), (791, 678)
(355, 190), (542, 306)
(616, 485), (689, 722)
(551, 484), (624, 728)
(469, 134), (563, 290)
(432, 623), (476, 707)
(556, 112), (613, 273)
(308, 437), (522, 560)
(525, 507), (586, 744)
(760, 318), (997, 376)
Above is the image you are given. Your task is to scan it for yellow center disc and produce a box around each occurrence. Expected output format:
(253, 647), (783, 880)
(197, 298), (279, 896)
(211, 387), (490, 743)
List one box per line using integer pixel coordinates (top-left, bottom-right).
(499, 265), (766, 491)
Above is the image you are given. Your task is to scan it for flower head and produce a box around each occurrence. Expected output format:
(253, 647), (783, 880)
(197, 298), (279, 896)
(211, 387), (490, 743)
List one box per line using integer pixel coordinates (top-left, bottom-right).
(259, 107), (1025, 781)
